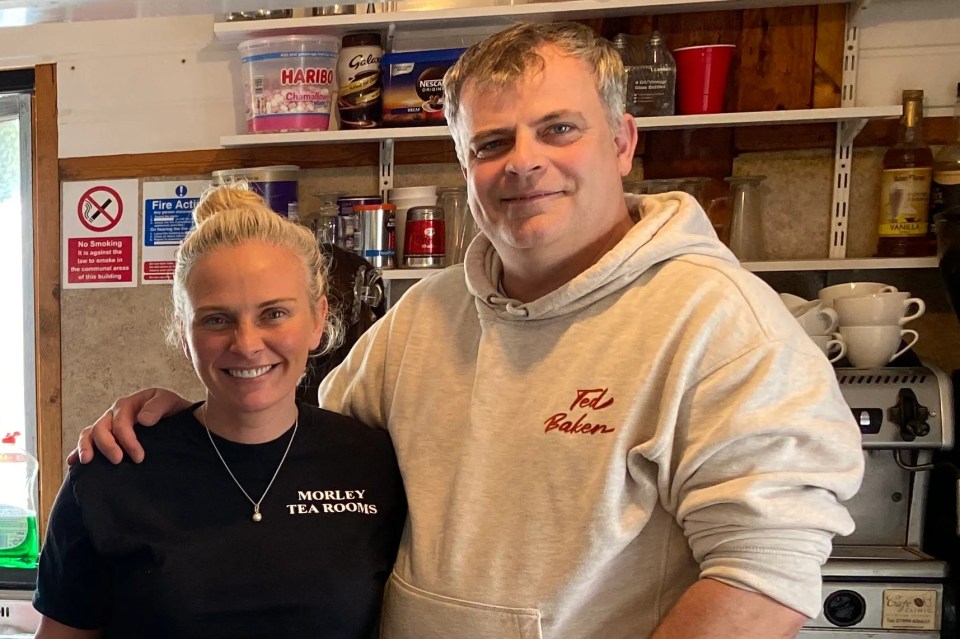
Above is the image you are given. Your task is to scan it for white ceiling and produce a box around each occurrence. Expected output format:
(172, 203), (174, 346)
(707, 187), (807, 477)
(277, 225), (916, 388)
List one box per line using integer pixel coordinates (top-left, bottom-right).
(0, 0), (356, 26)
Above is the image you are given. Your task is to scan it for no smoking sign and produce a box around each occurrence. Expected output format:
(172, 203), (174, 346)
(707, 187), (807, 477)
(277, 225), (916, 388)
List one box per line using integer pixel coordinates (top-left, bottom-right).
(62, 179), (139, 289)
(78, 185), (123, 232)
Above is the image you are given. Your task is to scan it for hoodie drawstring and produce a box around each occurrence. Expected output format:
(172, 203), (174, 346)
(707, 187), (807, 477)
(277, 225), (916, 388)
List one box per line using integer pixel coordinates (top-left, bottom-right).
(486, 294), (530, 317)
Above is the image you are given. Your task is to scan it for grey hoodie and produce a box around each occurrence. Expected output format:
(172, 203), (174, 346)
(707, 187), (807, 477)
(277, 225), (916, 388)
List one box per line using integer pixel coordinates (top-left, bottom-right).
(319, 193), (864, 639)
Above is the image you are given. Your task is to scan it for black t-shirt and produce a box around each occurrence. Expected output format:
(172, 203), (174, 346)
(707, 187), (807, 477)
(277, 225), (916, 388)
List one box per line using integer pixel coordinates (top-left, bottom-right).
(34, 402), (406, 638)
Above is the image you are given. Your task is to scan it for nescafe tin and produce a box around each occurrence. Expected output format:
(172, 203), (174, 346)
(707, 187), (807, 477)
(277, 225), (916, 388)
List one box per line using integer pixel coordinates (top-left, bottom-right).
(403, 205), (445, 268)
(354, 203), (396, 268)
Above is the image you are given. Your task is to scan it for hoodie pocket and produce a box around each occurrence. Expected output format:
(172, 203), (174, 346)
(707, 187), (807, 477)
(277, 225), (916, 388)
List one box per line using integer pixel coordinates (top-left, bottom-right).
(380, 572), (543, 639)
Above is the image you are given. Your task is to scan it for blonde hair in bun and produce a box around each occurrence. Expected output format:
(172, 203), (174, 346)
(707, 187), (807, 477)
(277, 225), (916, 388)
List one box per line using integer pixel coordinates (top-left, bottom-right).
(191, 182), (268, 226)
(167, 181), (343, 355)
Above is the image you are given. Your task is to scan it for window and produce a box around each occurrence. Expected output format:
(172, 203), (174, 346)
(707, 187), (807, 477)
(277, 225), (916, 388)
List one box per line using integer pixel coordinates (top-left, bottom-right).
(0, 73), (37, 467)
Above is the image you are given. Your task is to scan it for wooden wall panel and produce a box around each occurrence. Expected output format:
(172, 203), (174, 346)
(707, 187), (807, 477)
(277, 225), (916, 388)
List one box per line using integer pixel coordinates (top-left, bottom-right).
(813, 3), (846, 109)
(857, 116), (957, 148)
(734, 5), (844, 153)
(736, 6), (818, 112)
(643, 128), (733, 180)
(735, 123), (836, 153)
(32, 63), (61, 536)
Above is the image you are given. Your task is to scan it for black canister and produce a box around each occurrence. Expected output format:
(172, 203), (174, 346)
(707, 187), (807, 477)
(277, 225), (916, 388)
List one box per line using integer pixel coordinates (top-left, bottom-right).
(337, 32), (383, 129)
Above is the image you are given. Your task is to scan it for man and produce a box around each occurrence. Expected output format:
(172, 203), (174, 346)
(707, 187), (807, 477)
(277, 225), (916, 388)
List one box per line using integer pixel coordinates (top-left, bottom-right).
(79, 22), (864, 639)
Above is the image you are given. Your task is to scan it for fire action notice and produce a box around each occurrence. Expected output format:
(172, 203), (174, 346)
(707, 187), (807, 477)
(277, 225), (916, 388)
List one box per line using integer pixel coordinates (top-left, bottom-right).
(141, 180), (209, 284)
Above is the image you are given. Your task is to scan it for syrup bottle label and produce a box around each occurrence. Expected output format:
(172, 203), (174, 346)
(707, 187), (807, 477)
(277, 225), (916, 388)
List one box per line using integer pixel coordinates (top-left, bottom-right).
(879, 168), (933, 237)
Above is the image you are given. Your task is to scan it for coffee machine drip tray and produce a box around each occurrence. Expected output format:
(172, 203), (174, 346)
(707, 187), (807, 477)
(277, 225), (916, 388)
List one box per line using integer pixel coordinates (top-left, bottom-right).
(825, 545), (948, 580)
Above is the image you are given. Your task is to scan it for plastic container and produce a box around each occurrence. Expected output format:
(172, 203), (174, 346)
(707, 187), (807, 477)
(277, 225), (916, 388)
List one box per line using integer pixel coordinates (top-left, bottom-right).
(239, 35), (340, 133)
(213, 165), (300, 218)
(0, 432), (39, 570)
(381, 48), (466, 127)
(673, 44), (736, 115)
(387, 186), (437, 266)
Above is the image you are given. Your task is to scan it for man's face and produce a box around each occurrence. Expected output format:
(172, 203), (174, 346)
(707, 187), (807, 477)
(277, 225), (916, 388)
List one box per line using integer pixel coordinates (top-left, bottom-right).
(456, 46), (636, 266)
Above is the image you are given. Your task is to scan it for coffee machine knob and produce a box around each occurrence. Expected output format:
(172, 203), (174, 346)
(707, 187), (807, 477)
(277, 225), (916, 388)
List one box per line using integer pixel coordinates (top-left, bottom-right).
(888, 388), (931, 441)
(823, 589), (866, 627)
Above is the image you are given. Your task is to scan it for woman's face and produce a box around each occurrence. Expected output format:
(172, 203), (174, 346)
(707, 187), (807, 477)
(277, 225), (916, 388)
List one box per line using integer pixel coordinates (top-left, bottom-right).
(180, 240), (326, 417)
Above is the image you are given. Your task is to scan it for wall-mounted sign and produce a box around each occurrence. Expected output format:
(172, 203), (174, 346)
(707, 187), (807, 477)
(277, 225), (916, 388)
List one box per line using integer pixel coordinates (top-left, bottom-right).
(62, 179), (139, 289)
(141, 180), (209, 285)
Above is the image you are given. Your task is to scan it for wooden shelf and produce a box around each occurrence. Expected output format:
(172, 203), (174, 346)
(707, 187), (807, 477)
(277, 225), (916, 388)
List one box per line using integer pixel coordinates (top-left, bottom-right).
(214, 0), (851, 42)
(742, 257), (939, 272)
(221, 106), (900, 147)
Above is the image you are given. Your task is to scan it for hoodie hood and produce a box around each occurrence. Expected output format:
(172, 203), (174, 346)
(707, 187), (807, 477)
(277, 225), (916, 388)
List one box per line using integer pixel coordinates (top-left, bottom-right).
(464, 192), (738, 321)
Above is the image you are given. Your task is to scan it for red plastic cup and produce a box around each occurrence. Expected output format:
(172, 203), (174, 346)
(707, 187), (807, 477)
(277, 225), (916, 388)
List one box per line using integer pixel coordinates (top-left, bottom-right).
(673, 44), (736, 115)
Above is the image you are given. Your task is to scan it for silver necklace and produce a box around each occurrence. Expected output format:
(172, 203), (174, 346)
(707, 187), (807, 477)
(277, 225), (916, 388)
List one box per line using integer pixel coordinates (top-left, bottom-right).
(202, 404), (298, 523)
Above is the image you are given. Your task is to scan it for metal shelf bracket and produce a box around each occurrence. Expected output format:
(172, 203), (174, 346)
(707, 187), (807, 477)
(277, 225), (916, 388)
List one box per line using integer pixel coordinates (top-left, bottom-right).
(379, 138), (394, 201)
(828, 3), (863, 259)
(851, 0), (875, 25)
(839, 117), (869, 147)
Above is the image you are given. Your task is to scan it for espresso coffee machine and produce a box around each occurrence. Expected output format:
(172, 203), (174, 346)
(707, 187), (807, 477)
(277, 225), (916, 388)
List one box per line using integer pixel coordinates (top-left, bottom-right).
(800, 363), (957, 638)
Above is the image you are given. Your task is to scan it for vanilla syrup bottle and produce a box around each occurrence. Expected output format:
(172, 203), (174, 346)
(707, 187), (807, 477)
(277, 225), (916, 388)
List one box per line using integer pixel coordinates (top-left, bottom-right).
(876, 90), (934, 257)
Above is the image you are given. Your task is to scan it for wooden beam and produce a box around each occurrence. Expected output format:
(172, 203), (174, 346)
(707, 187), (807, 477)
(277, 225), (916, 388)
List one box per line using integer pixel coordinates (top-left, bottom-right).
(32, 63), (61, 537)
(58, 138), (461, 181)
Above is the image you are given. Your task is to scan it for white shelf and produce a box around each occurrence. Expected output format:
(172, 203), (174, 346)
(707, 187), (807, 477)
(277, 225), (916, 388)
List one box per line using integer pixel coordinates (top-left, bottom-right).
(220, 106), (899, 147)
(220, 126), (449, 147)
(634, 105), (901, 130)
(376, 258), (938, 283)
(380, 267), (443, 280)
(742, 257), (939, 272)
(214, 0), (850, 42)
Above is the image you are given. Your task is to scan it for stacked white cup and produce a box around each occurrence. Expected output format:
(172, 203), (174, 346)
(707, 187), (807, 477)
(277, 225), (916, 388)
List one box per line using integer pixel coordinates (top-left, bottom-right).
(817, 282), (925, 369)
(779, 293), (845, 363)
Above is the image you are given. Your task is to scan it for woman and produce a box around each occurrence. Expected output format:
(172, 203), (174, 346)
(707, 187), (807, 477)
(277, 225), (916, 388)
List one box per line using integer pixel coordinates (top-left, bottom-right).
(34, 184), (406, 638)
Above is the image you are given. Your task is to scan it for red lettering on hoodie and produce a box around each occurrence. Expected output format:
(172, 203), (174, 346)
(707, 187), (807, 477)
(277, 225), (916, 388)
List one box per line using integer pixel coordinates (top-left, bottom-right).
(570, 388), (614, 411)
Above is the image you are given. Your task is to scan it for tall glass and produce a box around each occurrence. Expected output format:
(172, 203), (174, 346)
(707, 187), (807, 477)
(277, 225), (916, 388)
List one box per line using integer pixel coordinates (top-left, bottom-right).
(725, 176), (766, 261)
(439, 187), (477, 265)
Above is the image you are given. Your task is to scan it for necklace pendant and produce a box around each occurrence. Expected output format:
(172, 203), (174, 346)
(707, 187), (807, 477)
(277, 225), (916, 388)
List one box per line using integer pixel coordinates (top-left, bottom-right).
(252, 509), (262, 523)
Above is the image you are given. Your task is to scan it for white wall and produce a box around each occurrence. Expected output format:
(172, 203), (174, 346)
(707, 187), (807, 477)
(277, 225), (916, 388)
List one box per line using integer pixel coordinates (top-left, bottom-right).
(857, 0), (960, 114)
(0, 0), (957, 159)
(0, 14), (239, 157)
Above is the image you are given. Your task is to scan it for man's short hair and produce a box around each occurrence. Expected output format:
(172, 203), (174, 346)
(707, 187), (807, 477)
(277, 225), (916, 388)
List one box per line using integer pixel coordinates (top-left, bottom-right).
(443, 21), (627, 165)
